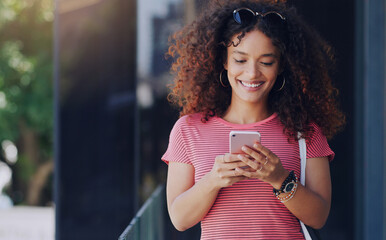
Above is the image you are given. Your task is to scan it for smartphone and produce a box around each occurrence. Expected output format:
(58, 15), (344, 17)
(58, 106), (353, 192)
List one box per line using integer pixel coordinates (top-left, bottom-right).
(229, 131), (261, 154)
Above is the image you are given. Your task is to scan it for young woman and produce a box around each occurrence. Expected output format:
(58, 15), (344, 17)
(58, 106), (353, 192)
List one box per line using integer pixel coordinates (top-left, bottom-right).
(162, 0), (345, 239)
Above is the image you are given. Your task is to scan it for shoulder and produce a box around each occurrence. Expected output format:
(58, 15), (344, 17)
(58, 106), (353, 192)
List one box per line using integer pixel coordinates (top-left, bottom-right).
(304, 122), (328, 146)
(170, 113), (206, 136)
(305, 122), (335, 160)
(308, 122), (325, 141)
(173, 113), (204, 128)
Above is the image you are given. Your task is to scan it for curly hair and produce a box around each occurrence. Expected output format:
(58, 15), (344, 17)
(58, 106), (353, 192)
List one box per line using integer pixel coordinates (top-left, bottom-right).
(167, 0), (345, 141)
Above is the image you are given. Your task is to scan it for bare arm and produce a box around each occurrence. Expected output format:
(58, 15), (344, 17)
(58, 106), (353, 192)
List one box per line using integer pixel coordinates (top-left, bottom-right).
(166, 155), (248, 231)
(236, 143), (331, 229)
(281, 157), (331, 229)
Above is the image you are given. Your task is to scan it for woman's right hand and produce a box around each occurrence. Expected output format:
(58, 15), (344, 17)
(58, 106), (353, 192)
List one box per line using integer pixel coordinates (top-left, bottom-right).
(166, 154), (249, 231)
(208, 153), (250, 189)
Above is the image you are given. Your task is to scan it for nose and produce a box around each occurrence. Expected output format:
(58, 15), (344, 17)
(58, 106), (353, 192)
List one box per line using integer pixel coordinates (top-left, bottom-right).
(245, 63), (261, 79)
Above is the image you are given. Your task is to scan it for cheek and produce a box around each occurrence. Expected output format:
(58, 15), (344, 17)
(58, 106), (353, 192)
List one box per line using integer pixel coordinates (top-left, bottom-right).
(263, 66), (280, 80)
(227, 63), (244, 77)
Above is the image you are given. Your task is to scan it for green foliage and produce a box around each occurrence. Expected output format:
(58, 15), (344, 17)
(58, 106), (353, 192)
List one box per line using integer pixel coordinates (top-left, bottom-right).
(0, 0), (53, 205)
(0, 0), (53, 149)
(15, 154), (36, 183)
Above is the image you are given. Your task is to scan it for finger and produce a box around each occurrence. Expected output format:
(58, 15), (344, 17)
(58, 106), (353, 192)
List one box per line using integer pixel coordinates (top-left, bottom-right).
(214, 154), (237, 163)
(221, 161), (250, 171)
(231, 169), (247, 177)
(253, 143), (274, 159)
(263, 156), (269, 165)
(235, 167), (260, 178)
(233, 160), (250, 169)
(215, 155), (223, 163)
(225, 153), (250, 163)
(237, 154), (259, 169)
(240, 166), (255, 172)
(241, 146), (266, 164)
(220, 169), (245, 178)
(223, 153), (237, 163)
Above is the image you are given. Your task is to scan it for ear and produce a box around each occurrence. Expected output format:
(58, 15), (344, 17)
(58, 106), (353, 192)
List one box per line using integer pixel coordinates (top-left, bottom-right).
(223, 62), (228, 70)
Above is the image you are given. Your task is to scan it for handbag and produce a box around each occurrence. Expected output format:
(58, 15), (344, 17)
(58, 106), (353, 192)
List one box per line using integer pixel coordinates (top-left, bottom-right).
(298, 137), (322, 240)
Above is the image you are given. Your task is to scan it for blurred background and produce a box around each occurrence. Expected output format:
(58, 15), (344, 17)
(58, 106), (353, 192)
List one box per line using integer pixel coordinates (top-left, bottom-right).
(0, 0), (384, 240)
(0, 0), (54, 239)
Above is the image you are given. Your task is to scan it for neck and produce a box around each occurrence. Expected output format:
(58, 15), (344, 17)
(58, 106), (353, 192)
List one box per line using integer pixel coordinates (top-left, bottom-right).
(222, 100), (272, 124)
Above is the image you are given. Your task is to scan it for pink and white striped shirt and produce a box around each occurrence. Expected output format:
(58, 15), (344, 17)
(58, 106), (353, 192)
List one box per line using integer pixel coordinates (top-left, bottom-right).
(162, 113), (334, 240)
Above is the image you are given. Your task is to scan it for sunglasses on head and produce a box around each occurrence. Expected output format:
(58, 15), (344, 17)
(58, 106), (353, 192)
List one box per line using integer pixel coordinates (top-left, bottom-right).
(233, 7), (286, 25)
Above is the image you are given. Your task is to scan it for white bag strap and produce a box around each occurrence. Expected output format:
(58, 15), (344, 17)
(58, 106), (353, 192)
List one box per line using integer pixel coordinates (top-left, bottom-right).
(299, 137), (307, 186)
(298, 134), (312, 240)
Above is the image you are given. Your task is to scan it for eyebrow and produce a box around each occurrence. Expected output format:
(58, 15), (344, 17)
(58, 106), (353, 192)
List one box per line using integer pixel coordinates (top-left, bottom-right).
(232, 50), (278, 58)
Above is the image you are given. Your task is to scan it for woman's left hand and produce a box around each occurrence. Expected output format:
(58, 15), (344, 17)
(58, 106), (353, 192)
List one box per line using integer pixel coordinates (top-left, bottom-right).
(236, 142), (289, 189)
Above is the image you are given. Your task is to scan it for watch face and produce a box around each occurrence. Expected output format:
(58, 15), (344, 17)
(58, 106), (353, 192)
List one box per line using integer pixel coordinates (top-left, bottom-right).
(284, 182), (295, 193)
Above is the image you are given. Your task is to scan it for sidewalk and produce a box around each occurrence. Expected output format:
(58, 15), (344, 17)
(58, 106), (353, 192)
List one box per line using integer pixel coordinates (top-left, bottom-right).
(0, 206), (54, 240)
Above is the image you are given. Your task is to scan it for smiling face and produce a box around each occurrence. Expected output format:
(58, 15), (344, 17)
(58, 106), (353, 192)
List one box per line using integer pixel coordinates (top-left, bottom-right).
(224, 30), (281, 109)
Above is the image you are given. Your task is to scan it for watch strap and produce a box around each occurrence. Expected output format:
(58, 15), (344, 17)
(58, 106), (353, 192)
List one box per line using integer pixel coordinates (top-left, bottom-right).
(273, 170), (296, 196)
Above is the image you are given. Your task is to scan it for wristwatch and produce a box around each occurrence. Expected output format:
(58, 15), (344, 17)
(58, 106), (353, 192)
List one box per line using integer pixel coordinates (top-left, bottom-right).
(273, 171), (297, 196)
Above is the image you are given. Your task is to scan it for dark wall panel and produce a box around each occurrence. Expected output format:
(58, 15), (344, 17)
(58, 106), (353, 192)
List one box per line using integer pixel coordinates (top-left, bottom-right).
(289, 0), (355, 239)
(55, 0), (137, 239)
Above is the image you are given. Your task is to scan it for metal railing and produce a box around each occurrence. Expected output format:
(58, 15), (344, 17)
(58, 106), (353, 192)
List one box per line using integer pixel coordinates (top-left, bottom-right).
(119, 184), (165, 240)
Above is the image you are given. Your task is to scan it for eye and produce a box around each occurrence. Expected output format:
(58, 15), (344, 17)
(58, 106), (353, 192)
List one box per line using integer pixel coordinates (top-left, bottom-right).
(234, 58), (246, 63)
(261, 62), (274, 66)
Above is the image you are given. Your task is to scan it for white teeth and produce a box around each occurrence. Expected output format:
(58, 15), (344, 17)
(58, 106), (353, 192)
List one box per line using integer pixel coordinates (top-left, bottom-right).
(240, 81), (263, 88)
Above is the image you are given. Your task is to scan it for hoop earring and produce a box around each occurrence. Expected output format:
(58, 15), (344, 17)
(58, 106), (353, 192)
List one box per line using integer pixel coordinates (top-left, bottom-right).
(219, 70), (229, 87)
(276, 76), (286, 91)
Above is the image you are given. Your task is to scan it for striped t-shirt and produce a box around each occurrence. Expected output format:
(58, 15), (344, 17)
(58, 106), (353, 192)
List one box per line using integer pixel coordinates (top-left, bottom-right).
(162, 113), (334, 240)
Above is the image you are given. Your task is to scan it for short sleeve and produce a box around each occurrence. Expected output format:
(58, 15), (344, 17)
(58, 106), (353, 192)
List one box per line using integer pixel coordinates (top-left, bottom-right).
(161, 117), (192, 165)
(306, 123), (335, 161)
